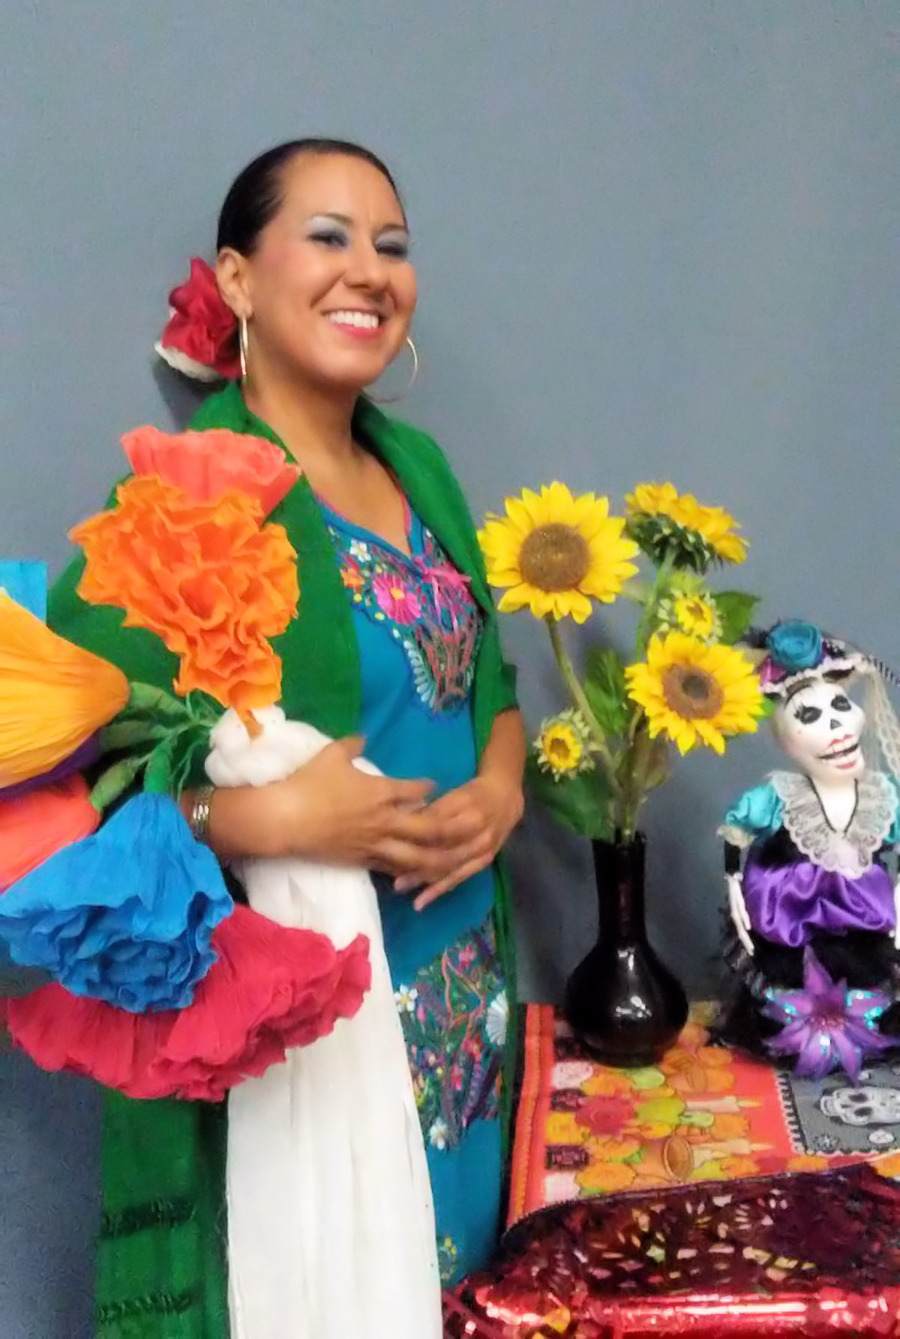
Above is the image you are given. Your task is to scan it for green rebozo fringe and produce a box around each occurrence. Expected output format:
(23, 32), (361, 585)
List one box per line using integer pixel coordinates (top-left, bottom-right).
(48, 382), (520, 1336)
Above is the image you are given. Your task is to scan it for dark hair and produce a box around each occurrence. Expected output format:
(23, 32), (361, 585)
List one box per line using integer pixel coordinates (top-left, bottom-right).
(216, 138), (404, 255)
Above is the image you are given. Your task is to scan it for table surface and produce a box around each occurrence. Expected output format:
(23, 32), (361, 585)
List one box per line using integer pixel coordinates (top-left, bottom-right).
(508, 1002), (900, 1226)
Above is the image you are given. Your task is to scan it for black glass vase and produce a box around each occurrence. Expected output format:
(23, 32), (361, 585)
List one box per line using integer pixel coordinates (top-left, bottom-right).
(563, 833), (688, 1066)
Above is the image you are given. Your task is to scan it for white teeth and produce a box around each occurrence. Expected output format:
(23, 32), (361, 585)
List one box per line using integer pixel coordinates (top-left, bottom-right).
(327, 310), (381, 329)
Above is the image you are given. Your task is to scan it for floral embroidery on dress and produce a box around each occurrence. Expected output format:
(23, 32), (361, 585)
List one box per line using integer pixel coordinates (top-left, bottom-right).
(395, 915), (504, 1150)
(327, 520), (482, 714)
(437, 1235), (460, 1284)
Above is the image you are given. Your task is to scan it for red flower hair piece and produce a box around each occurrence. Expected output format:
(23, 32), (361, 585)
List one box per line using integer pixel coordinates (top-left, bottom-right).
(155, 258), (241, 382)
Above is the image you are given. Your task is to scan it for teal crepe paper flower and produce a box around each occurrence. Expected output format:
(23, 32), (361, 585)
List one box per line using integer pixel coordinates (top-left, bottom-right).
(0, 794), (232, 1012)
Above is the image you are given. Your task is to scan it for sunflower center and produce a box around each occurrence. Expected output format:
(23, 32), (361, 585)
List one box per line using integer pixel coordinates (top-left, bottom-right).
(519, 524), (591, 592)
(548, 736), (574, 763)
(662, 664), (725, 720)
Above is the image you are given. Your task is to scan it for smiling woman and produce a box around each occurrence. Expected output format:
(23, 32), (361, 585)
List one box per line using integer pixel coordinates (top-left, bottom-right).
(45, 138), (526, 1339)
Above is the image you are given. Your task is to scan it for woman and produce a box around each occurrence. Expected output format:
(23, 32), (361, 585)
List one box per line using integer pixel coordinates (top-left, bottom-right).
(49, 139), (525, 1334)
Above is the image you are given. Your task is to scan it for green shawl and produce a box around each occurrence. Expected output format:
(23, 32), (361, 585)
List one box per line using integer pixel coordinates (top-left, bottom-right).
(49, 383), (519, 1337)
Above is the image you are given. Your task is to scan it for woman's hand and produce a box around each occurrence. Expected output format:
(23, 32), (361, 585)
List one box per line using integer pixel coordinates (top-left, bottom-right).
(394, 771), (525, 909)
(198, 736), (439, 874)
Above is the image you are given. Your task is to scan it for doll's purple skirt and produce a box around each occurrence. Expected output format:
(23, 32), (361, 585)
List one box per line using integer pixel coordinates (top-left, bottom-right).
(744, 857), (895, 948)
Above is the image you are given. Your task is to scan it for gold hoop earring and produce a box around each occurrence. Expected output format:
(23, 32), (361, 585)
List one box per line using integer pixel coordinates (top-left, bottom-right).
(239, 316), (250, 382)
(370, 336), (418, 404)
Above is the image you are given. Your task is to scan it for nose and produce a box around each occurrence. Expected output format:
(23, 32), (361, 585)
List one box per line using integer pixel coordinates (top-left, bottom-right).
(344, 237), (389, 291)
(830, 719), (841, 730)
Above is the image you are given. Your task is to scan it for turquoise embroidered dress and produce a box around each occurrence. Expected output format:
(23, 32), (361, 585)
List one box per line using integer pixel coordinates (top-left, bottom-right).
(321, 498), (506, 1281)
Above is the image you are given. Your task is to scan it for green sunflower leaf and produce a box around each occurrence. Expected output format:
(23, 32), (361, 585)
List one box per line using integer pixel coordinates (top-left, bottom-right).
(713, 591), (759, 644)
(583, 648), (629, 737)
(525, 753), (613, 839)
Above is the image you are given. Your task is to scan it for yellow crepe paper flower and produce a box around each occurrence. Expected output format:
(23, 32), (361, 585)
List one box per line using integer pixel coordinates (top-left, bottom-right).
(626, 482), (747, 571)
(535, 709), (594, 781)
(0, 593), (130, 787)
(478, 483), (638, 623)
(625, 633), (764, 755)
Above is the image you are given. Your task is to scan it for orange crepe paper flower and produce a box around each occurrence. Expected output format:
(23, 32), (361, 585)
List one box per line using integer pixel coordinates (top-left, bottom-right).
(0, 776), (100, 889)
(71, 476), (299, 715)
(121, 426), (301, 517)
(0, 594), (130, 787)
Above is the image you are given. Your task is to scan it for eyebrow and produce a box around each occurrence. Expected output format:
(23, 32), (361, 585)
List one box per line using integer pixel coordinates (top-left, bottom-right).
(306, 211), (409, 234)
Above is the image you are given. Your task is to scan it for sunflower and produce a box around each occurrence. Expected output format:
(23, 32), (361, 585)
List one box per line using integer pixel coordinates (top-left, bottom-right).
(657, 574), (722, 641)
(534, 709), (595, 780)
(625, 633), (764, 755)
(625, 482), (747, 572)
(479, 483), (639, 623)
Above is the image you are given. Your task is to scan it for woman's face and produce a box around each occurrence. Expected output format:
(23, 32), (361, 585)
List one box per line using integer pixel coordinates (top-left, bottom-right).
(773, 679), (866, 783)
(220, 153), (417, 393)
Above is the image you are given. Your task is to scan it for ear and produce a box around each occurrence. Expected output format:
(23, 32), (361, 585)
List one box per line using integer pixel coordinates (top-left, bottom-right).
(216, 248), (253, 320)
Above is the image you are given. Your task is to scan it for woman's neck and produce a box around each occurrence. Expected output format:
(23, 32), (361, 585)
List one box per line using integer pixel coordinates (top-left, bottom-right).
(243, 366), (360, 470)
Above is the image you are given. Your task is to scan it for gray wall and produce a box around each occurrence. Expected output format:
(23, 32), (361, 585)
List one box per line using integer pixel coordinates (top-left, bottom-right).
(2, 3), (898, 1335)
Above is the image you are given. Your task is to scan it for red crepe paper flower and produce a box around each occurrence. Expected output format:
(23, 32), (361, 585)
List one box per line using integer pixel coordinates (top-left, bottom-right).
(155, 258), (240, 382)
(121, 426), (301, 518)
(0, 776), (100, 891)
(5, 904), (372, 1101)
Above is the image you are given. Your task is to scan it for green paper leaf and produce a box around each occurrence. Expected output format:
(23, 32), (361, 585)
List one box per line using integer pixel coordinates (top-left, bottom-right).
(713, 591), (759, 645)
(525, 754), (613, 840)
(583, 647), (629, 737)
(100, 719), (173, 752)
(143, 736), (178, 795)
(125, 682), (196, 725)
(89, 754), (148, 812)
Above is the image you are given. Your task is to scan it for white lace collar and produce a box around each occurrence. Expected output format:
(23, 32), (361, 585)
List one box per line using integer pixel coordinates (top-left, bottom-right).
(770, 770), (897, 878)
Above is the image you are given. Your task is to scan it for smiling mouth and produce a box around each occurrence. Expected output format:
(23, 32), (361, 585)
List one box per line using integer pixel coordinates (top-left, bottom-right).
(818, 738), (860, 764)
(325, 309), (384, 331)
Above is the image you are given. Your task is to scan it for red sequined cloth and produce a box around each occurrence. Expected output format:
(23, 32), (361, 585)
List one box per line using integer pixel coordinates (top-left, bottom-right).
(442, 1163), (900, 1335)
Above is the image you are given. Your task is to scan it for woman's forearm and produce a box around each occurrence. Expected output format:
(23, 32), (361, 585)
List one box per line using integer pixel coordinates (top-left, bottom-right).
(478, 708), (527, 793)
(180, 782), (295, 861)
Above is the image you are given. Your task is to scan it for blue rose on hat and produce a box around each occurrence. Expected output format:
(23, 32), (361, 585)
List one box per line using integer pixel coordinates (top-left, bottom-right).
(765, 621), (824, 675)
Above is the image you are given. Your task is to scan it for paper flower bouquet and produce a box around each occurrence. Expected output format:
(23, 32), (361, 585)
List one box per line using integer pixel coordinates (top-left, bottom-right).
(0, 428), (371, 1100)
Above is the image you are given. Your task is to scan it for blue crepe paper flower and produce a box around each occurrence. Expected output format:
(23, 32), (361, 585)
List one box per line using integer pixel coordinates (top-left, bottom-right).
(0, 559), (47, 620)
(765, 620), (823, 675)
(0, 794), (232, 1012)
(762, 947), (896, 1082)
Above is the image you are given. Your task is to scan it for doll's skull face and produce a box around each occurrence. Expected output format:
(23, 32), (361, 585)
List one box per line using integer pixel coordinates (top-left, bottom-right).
(773, 679), (865, 782)
(820, 1086), (900, 1126)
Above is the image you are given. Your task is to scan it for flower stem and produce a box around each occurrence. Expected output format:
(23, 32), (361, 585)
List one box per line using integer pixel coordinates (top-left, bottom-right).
(546, 615), (619, 791)
(635, 556), (675, 657)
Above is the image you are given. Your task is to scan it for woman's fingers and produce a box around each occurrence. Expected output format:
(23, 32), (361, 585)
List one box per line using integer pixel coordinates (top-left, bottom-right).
(412, 854), (493, 910)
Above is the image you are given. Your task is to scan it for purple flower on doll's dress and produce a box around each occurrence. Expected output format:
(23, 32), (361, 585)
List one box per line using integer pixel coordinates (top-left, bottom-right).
(762, 947), (896, 1081)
